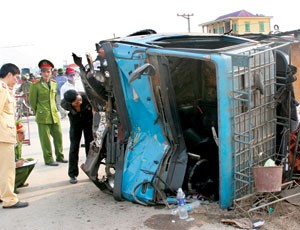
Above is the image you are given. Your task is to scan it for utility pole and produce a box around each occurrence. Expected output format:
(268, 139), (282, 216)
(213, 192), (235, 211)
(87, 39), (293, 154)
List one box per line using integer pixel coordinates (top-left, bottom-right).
(177, 13), (194, 32)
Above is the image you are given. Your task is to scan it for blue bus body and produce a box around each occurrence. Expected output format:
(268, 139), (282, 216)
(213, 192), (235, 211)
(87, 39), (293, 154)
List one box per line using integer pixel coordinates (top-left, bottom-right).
(75, 32), (297, 208)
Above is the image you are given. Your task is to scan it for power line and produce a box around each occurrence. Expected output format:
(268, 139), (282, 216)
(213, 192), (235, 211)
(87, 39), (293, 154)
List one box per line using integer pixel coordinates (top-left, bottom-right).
(177, 13), (194, 32)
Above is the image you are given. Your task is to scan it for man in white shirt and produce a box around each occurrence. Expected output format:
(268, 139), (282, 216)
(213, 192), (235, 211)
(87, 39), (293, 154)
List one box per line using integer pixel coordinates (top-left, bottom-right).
(60, 67), (82, 100)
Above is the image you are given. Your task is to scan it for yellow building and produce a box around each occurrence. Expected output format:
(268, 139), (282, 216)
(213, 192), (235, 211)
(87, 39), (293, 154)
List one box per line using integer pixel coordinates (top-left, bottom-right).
(199, 10), (272, 34)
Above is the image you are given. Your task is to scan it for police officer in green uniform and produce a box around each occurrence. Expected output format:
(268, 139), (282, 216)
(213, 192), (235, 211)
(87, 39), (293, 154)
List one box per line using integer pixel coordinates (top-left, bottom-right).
(29, 59), (68, 166)
(14, 120), (36, 192)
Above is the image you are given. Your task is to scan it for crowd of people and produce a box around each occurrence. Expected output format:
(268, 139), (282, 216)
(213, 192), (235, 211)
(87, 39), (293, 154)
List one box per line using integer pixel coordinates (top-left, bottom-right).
(0, 50), (102, 208)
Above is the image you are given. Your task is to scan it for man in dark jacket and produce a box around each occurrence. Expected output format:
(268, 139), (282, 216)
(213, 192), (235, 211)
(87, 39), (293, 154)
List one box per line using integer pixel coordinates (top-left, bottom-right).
(61, 90), (94, 184)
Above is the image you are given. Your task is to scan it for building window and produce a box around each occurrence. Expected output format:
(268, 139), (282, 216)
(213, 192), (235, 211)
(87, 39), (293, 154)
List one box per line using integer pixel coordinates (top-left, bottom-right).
(245, 22), (250, 32)
(233, 24), (237, 32)
(213, 28), (218, 34)
(219, 27), (224, 34)
(259, 22), (265, 32)
(225, 21), (231, 33)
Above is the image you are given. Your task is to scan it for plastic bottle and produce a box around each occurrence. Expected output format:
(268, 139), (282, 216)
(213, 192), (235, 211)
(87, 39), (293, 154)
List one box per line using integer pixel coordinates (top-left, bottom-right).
(176, 188), (188, 219)
(171, 200), (201, 215)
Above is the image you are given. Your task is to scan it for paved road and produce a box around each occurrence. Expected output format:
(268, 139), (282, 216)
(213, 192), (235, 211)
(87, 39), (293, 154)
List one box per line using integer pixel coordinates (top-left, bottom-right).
(1, 116), (235, 230)
(1, 116), (173, 230)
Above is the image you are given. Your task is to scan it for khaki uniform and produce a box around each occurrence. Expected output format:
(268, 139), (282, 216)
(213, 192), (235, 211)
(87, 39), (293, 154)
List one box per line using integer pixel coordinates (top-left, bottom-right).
(29, 78), (64, 163)
(0, 80), (19, 207)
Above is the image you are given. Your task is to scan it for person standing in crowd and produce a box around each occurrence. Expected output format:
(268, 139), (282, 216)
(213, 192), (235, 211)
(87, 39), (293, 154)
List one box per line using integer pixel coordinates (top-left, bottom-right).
(95, 43), (108, 76)
(17, 74), (31, 97)
(55, 68), (67, 118)
(0, 63), (29, 208)
(61, 90), (94, 184)
(60, 67), (77, 100)
(52, 68), (58, 80)
(15, 74), (32, 118)
(29, 59), (67, 166)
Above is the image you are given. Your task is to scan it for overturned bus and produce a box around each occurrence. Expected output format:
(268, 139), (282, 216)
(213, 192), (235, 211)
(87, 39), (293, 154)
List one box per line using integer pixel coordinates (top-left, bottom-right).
(73, 31), (298, 209)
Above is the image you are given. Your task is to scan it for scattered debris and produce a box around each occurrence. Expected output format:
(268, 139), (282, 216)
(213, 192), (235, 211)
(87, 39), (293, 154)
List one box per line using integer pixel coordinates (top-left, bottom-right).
(253, 220), (265, 228)
(185, 217), (195, 222)
(221, 217), (253, 229)
(281, 186), (300, 206)
(234, 180), (300, 215)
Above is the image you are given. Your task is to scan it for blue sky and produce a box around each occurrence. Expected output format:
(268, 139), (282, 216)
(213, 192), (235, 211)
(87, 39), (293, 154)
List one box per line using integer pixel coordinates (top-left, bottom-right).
(0, 0), (298, 70)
